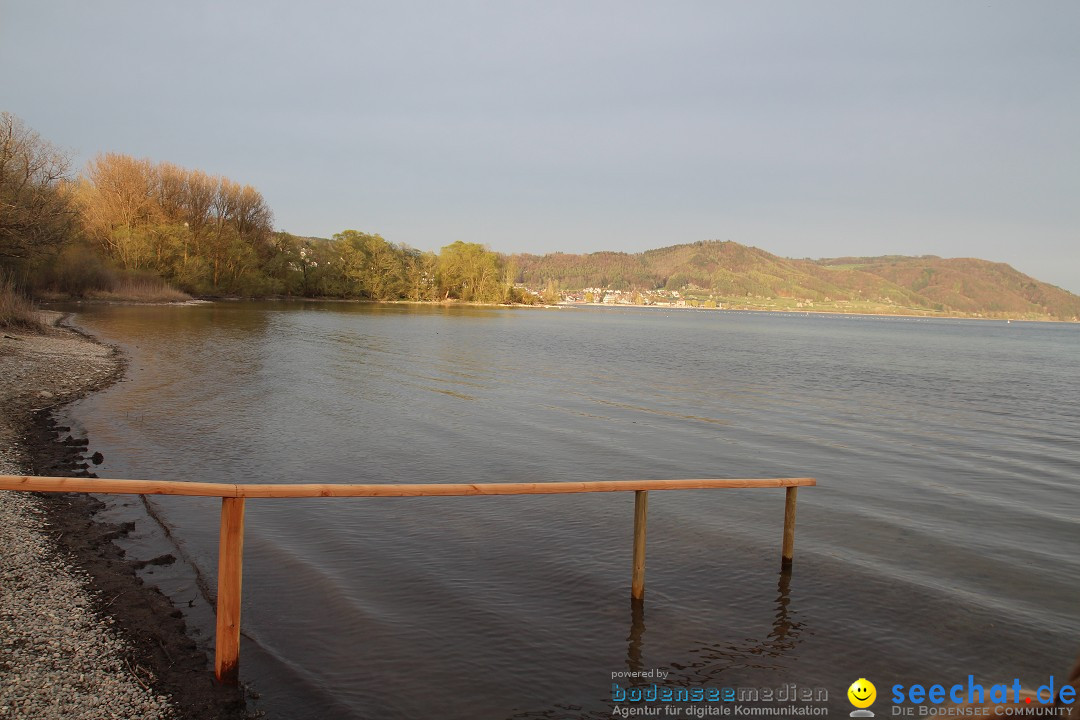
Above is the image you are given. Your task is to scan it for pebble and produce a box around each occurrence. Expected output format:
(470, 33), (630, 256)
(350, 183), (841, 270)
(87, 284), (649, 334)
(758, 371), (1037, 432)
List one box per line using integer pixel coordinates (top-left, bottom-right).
(0, 315), (177, 719)
(0, 492), (176, 719)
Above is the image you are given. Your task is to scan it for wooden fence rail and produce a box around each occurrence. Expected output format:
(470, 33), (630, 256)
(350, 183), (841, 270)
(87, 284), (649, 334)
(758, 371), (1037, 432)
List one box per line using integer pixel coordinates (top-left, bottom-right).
(0, 474), (815, 686)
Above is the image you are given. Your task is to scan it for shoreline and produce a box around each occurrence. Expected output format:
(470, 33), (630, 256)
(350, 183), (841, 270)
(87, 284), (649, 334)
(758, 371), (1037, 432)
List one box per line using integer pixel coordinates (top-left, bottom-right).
(44, 294), (1079, 323)
(551, 301), (1079, 323)
(0, 313), (246, 719)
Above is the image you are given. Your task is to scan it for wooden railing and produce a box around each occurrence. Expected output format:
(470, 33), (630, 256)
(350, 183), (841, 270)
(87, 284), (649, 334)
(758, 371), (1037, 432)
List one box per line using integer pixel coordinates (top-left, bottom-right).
(0, 474), (815, 686)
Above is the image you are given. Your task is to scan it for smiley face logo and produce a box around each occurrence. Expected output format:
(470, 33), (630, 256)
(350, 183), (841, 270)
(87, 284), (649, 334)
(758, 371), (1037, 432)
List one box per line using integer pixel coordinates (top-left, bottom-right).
(848, 678), (876, 709)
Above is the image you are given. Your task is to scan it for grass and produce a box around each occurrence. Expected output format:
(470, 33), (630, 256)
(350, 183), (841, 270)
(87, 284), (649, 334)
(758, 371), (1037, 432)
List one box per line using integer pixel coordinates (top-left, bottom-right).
(0, 276), (44, 331)
(85, 274), (191, 303)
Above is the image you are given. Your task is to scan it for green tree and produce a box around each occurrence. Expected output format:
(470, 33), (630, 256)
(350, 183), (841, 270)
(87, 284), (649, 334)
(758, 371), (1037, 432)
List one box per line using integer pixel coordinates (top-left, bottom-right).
(333, 230), (407, 300)
(437, 241), (501, 302)
(501, 256), (519, 303)
(543, 278), (560, 304)
(404, 247), (438, 301)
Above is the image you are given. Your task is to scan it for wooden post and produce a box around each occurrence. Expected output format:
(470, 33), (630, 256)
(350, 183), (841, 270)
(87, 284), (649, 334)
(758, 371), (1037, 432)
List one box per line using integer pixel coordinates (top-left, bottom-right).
(631, 490), (648, 600)
(781, 486), (798, 569)
(215, 497), (246, 686)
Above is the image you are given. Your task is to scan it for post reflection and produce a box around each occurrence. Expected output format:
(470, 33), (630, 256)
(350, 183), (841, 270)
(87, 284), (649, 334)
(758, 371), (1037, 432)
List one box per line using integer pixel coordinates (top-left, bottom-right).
(626, 569), (806, 684)
(626, 597), (646, 673)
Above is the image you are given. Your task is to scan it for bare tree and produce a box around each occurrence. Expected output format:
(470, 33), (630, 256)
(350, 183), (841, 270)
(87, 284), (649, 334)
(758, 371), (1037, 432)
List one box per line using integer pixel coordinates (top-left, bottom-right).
(183, 169), (217, 258)
(156, 162), (187, 221)
(0, 112), (76, 270)
(231, 184), (273, 239)
(78, 153), (164, 268)
(74, 150), (278, 292)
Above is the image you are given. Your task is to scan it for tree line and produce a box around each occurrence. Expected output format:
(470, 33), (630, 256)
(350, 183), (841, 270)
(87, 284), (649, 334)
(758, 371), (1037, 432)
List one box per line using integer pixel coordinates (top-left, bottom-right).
(0, 112), (534, 304)
(12, 112), (1070, 318)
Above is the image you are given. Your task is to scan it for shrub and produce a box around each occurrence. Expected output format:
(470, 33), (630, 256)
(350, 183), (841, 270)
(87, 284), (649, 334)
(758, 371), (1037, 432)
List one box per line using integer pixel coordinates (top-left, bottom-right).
(87, 271), (191, 303)
(34, 244), (115, 297)
(0, 275), (43, 330)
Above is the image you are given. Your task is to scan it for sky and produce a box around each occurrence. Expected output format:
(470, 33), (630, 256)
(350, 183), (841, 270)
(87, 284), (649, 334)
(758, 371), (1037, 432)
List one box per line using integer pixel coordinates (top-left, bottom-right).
(2, 1), (1079, 291)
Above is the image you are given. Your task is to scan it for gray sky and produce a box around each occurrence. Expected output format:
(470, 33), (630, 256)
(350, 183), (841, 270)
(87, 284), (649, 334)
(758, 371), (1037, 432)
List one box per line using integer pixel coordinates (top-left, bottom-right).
(3, 1), (1079, 291)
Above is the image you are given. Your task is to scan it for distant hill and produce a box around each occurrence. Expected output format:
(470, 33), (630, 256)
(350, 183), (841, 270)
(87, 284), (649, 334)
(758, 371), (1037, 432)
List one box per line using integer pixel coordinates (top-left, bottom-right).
(513, 241), (1080, 320)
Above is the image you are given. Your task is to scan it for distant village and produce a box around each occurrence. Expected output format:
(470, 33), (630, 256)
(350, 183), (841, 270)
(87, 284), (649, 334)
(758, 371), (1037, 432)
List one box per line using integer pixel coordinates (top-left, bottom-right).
(520, 285), (723, 309)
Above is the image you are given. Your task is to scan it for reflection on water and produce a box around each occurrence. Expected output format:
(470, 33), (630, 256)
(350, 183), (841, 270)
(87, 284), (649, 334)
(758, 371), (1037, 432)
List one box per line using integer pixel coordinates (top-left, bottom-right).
(514, 572), (807, 718)
(668, 571), (807, 683)
(61, 302), (1080, 719)
(627, 571), (805, 684)
(627, 599), (646, 674)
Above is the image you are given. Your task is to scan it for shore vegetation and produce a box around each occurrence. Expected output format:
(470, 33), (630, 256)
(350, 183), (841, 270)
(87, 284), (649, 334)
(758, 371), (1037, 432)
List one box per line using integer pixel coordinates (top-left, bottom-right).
(1, 112), (533, 308)
(0, 275), (42, 330)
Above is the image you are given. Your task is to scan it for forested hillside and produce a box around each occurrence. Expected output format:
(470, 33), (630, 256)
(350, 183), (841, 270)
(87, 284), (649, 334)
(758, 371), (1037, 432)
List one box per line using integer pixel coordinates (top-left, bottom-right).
(515, 241), (1080, 320)
(815, 255), (1080, 318)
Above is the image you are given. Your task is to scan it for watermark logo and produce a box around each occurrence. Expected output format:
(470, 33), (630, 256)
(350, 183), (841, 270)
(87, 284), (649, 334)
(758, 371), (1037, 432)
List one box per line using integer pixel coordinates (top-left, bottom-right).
(849, 678), (877, 717)
(890, 676), (1076, 715)
(609, 677), (829, 716)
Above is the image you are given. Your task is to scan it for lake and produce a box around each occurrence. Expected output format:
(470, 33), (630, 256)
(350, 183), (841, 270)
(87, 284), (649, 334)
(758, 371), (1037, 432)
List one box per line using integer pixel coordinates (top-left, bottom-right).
(63, 302), (1080, 718)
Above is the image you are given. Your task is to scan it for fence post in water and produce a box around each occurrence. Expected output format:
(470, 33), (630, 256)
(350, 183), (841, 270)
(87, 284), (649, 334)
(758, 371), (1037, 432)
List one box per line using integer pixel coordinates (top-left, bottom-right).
(215, 497), (246, 686)
(781, 487), (798, 569)
(631, 490), (648, 600)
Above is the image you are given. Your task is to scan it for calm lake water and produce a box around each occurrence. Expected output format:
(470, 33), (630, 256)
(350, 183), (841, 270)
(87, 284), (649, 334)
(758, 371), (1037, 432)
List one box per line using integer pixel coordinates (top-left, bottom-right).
(64, 302), (1079, 718)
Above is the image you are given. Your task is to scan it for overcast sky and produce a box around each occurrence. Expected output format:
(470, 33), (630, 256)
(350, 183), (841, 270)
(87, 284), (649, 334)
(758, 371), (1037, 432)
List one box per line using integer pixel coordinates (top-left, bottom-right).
(3, 1), (1079, 291)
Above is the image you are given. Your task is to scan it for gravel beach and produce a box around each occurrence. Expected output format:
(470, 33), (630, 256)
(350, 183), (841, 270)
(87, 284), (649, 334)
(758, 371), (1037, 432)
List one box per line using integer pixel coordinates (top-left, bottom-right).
(0, 312), (245, 719)
(0, 491), (175, 719)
